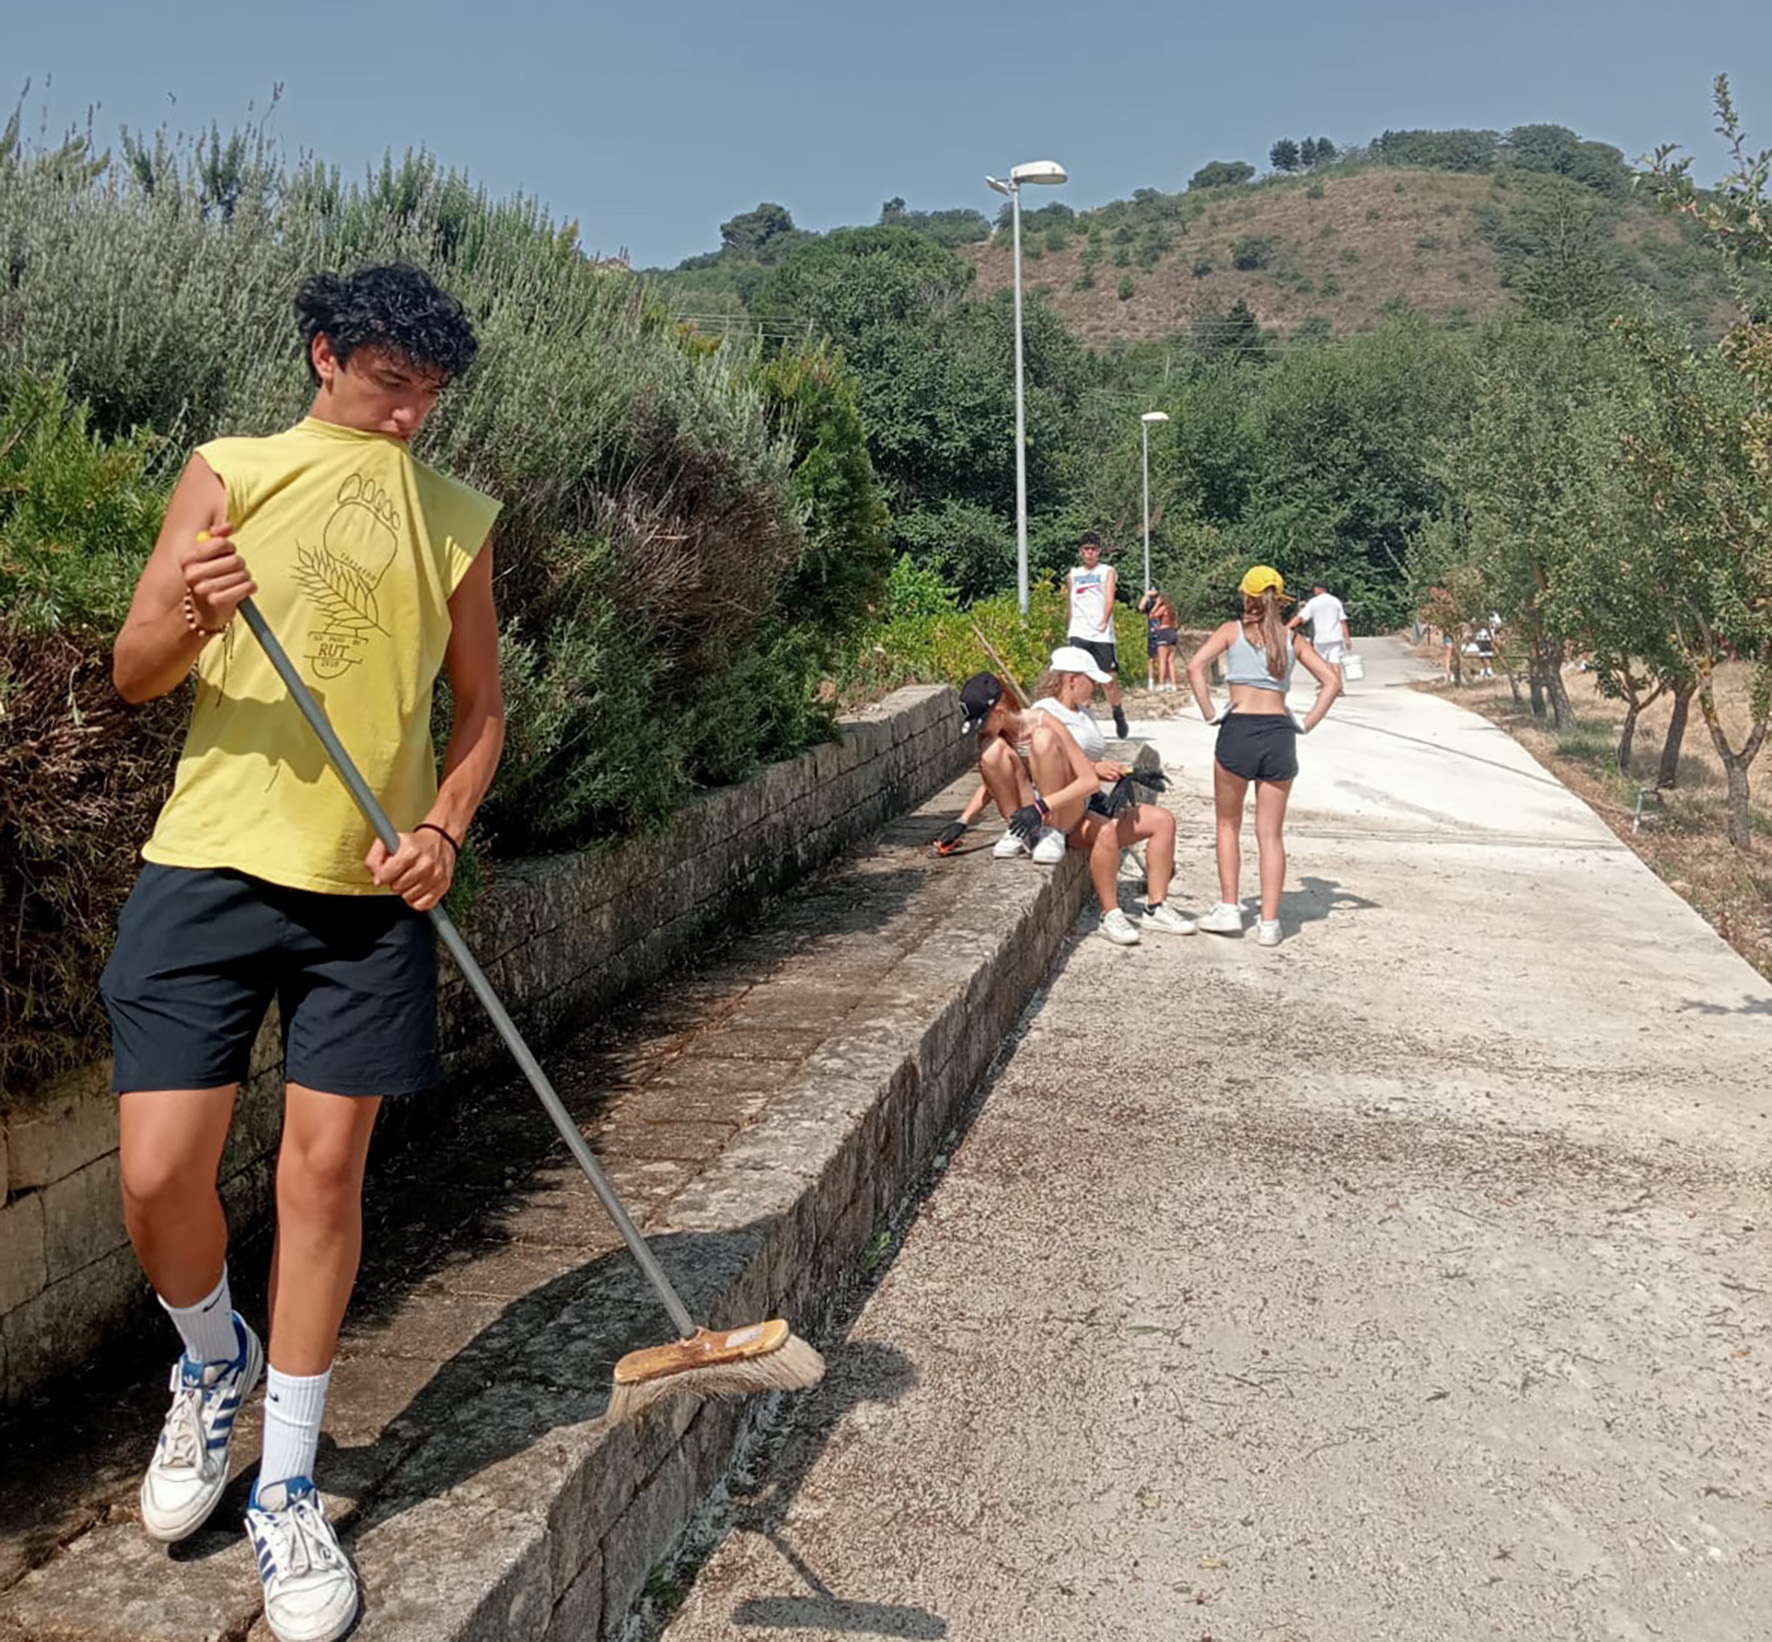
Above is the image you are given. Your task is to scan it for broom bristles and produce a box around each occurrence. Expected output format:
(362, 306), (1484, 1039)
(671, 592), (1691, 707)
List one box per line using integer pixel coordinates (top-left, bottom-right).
(607, 1323), (824, 1423)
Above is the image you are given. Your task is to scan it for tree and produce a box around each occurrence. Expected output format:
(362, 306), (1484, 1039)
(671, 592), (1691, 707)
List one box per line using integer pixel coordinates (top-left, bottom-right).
(1438, 318), (1606, 724)
(753, 230), (1086, 565)
(1243, 316), (1472, 625)
(1270, 139), (1301, 174)
(1232, 235), (1277, 270)
(1189, 160), (1255, 191)
(720, 201), (800, 262)
(1479, 174), (1625, 326)
(754, 343), (893, 638)
(1505, 124), (1628, 195)
(1312, 136), (1339, 166)
(1192, 298), (1271, 363)
(1299, 138), (1319, 170)
(1372, 128), (1500, 173)
(1608, 319), (1772, 846)
(1646, 76), (1772, 829)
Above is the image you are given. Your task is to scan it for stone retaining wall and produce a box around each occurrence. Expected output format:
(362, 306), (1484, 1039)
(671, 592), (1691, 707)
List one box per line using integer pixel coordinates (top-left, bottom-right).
(0, 686), (969, 1409)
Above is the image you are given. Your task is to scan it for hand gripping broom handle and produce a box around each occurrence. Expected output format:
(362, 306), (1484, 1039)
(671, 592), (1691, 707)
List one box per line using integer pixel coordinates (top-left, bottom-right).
(237, 598), (699, 1341)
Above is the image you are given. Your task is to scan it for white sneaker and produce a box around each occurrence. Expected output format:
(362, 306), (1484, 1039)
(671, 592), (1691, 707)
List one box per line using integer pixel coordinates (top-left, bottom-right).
(140, 1315), (263, 1542)
(1195, 902), (1245, 936)
(1257, 920), (1283, 947)
(992, 833), (1029, 859)
(1097, 907), (1141, 946)
(1031, 827), (1068, 864)
(1140, 902), (1197, 935)
(246, 1478), (360, 1642)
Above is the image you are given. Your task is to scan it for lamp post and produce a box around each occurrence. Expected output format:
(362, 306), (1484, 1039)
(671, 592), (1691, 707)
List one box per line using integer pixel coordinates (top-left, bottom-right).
(986, 159), (1068, 616)
(1139, 410), (1169, 596)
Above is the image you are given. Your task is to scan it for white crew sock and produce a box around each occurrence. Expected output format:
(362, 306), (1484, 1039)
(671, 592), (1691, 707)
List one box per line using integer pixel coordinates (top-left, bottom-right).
(259, 1366), (332, 1491)
(158, 1267), (239, 1366)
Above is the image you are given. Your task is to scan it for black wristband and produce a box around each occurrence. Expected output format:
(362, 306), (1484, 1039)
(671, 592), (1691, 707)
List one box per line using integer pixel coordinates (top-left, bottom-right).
(415, 822), (460, 855)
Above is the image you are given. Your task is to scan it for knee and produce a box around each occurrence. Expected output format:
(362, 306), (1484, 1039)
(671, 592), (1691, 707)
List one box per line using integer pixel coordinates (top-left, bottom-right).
(121, 1150), (213, 1223)
(979, 737), (1013, 777)
(277, 1127), (368, 1204)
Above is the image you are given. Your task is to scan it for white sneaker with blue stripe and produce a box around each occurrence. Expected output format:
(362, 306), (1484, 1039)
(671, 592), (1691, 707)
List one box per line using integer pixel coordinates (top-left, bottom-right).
(139, 1314), (263, 1542)
(246, 1477), (360, 1642)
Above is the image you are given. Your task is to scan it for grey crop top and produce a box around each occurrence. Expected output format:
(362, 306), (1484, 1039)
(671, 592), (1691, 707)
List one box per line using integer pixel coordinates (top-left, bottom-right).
(1225, 625), (1295, 693)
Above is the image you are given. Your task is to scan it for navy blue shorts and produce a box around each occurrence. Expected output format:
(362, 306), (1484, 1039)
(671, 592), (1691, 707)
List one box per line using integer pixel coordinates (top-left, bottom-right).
(101, 864), (439, 1097)
(1215, 712), (1299, 784)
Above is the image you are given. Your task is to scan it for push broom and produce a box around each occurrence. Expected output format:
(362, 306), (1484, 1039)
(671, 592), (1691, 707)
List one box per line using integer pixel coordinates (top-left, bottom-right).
(231, 584), (824, 1421)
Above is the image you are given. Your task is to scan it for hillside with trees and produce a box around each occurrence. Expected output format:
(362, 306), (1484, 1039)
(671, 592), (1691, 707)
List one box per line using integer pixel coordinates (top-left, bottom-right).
(652, 122), (1763, 347)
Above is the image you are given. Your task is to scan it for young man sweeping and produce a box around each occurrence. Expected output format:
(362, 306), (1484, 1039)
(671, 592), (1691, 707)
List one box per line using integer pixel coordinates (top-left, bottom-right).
(1066, 532), (1129, 739)
(101, 264), (503, 1642)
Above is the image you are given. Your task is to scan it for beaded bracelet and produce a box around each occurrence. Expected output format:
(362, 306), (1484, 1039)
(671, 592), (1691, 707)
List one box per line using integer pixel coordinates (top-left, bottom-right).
(182, 588), (229, 638)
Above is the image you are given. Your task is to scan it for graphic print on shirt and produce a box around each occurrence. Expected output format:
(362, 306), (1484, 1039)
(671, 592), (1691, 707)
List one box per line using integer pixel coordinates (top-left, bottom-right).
(293, 473), (398, 679)
(1069, 567), (1111, 640)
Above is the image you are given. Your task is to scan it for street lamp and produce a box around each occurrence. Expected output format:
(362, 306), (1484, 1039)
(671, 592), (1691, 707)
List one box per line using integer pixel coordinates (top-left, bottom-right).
(1139, 410), (1169, 597)
(987, 159), (1068, 616)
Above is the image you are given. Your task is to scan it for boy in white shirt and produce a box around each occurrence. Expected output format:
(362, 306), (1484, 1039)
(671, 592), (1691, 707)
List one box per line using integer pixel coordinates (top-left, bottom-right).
(1292, 582), (1350, 668)
(1066, 533), (1129, 739)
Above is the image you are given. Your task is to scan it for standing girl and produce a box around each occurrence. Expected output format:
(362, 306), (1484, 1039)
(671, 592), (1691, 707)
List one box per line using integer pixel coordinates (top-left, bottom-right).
(1185, 566), (1340, 947)
(1151, 595), (1181, 691)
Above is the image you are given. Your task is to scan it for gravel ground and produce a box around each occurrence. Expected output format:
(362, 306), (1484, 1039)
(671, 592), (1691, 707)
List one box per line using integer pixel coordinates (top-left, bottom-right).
(654, 640), (1772, 1642)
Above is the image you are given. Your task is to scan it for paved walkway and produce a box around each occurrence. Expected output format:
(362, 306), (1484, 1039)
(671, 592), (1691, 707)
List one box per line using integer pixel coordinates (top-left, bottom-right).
(661, 640), (1772, 1642)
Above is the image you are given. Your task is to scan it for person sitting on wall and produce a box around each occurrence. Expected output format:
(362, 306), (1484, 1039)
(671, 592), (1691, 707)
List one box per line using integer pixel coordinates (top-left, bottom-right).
(949, 671), (1194, 946)
(930, 646), (1126, 856)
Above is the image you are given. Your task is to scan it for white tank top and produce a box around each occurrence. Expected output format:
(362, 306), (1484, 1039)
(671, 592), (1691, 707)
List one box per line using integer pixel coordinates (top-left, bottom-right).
(1067, 566), (1112, 641)
(1027, 697), (1107, 760)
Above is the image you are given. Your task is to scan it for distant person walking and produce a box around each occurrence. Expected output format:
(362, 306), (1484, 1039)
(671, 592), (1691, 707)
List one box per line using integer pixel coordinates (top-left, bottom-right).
(1291, 582), (1351, 671)
(1068, 532), (1129, 740)
(1187, 566), (1342, 947)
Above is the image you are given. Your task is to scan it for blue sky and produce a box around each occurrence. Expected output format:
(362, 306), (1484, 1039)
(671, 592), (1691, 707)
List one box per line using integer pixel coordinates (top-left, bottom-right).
(10, 0), (1772, 267)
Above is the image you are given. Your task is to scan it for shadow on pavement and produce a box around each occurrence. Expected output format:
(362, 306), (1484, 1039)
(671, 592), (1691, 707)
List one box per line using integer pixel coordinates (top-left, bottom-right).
(1266, 875), (1381, 930)
(713, 1339), (944, 1638)
(1678, 993), (1772, 1016)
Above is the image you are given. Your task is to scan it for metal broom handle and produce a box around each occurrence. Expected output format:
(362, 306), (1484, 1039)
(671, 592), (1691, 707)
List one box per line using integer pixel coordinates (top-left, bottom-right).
(237, 598), (699, 1341)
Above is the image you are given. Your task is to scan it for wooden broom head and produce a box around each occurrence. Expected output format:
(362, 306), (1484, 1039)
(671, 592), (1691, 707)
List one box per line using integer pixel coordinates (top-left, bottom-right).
(607, 1321), (824, 1423)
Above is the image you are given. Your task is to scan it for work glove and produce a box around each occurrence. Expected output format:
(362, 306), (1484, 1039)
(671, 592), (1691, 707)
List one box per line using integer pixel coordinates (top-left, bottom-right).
(931, 820), (969, 857)
(1130, 768), (1168, 792)
(1008, 799), (1049, 843)
(1104, 768), (1167, 817)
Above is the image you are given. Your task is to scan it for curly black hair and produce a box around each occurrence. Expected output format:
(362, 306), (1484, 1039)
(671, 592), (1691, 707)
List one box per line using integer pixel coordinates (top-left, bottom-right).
(294, 264), (479, 385)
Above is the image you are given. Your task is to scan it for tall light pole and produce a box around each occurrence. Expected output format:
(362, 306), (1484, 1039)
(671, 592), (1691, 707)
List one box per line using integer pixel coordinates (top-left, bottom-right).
(986, 159), (1067, 616)
(1140, 410), (1169, 596)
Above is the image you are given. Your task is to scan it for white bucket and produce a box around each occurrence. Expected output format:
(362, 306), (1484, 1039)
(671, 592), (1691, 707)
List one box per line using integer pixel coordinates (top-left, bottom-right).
(1341, 653), (1366, 682)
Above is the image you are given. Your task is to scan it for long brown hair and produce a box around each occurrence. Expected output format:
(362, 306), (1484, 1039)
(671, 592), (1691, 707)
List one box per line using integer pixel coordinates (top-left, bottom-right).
(1241, 590), (1290, 680)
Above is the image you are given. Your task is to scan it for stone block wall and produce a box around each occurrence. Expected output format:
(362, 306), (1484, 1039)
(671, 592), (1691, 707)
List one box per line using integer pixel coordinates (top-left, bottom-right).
(0, 685), (968, 1408)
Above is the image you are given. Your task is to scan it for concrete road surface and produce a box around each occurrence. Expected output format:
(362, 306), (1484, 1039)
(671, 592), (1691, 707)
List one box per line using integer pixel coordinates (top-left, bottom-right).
(658, 639), (1772, 1642)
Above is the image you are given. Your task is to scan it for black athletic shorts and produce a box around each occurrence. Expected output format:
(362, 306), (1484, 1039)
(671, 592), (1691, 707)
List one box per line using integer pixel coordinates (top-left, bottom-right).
(1214, 712), (1299, 783)
(101, 864), (439, 1097)
(1071, 638), (1118, 677)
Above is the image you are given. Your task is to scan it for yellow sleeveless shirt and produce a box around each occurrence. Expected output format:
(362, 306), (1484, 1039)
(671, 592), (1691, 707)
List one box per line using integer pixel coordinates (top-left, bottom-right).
(143, 418), (501, 894)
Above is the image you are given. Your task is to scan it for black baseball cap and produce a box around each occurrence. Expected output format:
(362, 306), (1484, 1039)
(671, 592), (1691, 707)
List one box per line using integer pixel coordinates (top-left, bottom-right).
(959, 672), (1004, 735)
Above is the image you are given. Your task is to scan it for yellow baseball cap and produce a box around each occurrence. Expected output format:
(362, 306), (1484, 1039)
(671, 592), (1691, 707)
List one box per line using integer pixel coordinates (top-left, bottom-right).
(1239, 565), (1288, 599)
